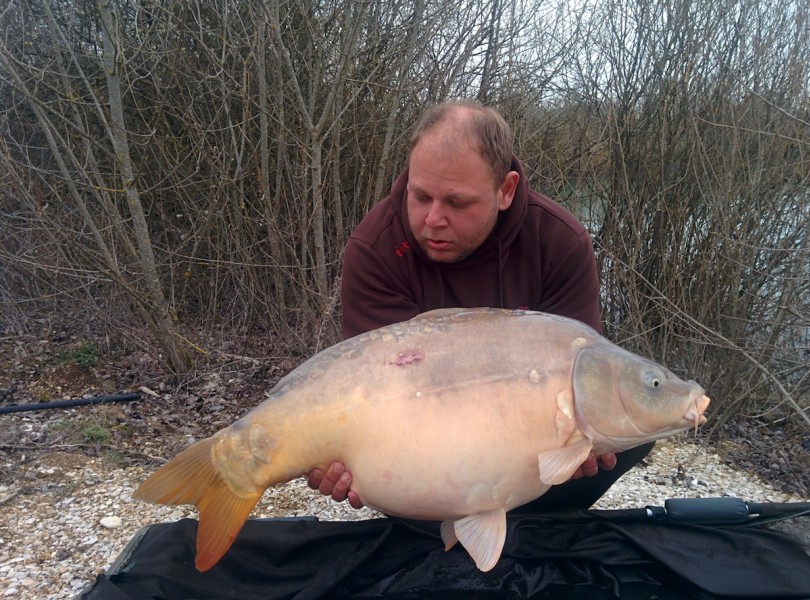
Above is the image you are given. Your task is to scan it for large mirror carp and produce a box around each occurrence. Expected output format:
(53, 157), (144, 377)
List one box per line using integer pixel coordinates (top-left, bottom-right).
(134, 308), (710, 572)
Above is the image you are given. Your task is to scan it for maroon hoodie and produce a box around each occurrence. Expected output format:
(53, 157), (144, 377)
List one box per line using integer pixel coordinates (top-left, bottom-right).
(339, 157), (602, 339)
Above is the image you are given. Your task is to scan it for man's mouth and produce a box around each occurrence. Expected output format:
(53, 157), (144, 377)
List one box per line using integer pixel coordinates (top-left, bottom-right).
(426, 239), (452, 251)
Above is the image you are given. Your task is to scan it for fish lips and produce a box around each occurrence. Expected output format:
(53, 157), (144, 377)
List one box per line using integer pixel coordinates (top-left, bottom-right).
(684, 390), (711, 433)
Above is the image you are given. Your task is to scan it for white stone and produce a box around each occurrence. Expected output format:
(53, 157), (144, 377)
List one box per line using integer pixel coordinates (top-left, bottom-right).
(100, 516), (122, 529)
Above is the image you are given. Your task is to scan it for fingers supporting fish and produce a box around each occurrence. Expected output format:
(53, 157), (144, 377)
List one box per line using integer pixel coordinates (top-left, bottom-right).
(571, 452), (617, 479)
(347, 490), (364, 510)
(309, 461), (357, 504)
(306, 468), (324, 491)
(321, 463), (345, 495)
(597, 452), (617, 471)
(572, 452), (599, 479)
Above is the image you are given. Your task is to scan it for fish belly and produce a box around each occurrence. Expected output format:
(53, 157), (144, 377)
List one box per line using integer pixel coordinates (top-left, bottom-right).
(333, 383), (569, 519)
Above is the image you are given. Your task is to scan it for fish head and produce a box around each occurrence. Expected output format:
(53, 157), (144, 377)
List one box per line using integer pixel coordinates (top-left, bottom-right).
(572, 344), (710, 451)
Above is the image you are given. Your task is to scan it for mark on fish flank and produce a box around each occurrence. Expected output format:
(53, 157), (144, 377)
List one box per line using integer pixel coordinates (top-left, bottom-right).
(528, 369), (544, 384)
(572, 336), (588, 347)
(449, 310), (477, 322)
(387, 351), (424, 367)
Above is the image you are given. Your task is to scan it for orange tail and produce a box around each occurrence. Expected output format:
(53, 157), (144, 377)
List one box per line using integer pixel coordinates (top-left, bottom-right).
(133, 437), (263, 571)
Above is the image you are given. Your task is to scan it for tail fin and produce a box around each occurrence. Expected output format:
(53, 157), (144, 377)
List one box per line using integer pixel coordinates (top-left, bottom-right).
(133, 437), (263, 571)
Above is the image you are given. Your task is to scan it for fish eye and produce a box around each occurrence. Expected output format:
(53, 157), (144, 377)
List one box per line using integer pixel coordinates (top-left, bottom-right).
(644, 371), (662, 389)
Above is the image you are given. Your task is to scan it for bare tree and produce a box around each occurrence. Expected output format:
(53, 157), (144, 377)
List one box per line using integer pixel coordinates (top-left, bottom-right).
(0, 0), (806, 433)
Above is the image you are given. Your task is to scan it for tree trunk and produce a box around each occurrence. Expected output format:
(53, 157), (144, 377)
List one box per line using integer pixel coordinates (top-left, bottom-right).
(97, 0), (191, 371)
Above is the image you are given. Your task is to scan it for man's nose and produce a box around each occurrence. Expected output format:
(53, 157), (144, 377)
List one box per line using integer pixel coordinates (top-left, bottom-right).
(425, 201), (447, 227)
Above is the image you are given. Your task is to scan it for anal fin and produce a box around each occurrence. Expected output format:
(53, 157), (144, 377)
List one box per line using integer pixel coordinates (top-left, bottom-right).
(133, 437), (263, 571)
(450, 508), (507, 572)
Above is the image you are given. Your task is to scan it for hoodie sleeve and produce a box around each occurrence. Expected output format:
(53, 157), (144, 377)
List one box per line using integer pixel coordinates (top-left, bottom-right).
(340, 236), (421, 339)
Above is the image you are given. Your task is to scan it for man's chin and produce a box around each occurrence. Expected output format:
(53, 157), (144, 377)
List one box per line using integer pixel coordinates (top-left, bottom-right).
(423, 247), (467, 263)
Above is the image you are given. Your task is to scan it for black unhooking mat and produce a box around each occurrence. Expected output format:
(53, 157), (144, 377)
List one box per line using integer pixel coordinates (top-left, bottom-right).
(78, 512), (810, 600)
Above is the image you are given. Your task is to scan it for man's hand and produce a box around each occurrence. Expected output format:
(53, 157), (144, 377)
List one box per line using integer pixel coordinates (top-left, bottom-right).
(570, 452), (617, 480)
(307, 462), (364, 509)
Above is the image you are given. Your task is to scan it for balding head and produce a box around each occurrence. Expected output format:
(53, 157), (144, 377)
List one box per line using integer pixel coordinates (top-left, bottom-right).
(409, 100), (514, 186)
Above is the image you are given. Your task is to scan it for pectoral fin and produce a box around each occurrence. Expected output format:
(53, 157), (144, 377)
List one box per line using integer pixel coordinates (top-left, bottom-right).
(448, 508), (507, 572)
(537, 438), (593, 485)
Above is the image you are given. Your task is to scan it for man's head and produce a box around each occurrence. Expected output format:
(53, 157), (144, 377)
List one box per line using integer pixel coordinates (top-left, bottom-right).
(406, 100), (519, 263)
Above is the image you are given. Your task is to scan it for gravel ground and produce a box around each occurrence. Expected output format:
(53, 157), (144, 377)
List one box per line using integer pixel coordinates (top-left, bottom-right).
(1, 432), (807, 600)
(1, 324), (808, 599)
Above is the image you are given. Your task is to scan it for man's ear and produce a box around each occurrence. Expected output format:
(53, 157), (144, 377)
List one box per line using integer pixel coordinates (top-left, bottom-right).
(497, 171), (520, 211)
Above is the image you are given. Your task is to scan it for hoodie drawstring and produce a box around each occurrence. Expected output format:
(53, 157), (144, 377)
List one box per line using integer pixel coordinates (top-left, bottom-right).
(496, 241), (505, 308)
(434, 266), (445, 307)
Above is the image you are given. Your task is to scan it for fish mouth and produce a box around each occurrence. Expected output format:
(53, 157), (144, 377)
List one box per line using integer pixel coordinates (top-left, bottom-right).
(683, 392), (711, 434)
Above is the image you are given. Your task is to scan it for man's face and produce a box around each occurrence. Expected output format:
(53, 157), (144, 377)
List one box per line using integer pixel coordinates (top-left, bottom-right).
(406, 136), (518, 263)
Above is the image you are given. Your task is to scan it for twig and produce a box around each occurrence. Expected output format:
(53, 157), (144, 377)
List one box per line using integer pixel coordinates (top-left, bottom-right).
(607, 253), (810, 429)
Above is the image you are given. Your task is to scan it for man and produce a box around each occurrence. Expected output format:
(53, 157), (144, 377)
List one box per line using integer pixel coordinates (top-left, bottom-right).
(308, 99), (652, 512)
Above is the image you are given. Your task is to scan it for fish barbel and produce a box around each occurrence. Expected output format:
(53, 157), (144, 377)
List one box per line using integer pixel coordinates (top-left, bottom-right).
(134, 308), (710, 572)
